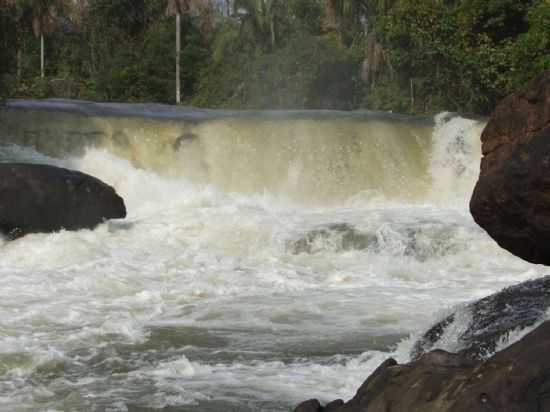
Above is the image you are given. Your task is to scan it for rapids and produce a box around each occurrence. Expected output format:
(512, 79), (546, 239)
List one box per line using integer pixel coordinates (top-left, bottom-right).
(0, 100), (547, 411)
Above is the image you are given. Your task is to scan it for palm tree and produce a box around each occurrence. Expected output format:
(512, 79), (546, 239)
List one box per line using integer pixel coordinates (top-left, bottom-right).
(7, 0), (62, 80)
(31, 0), (60, 78)
(166, 0), (215, 104)
(166, 0), (192, 104)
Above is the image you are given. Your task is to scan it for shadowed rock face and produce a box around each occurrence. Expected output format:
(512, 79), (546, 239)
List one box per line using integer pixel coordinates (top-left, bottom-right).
(412, 275), (550, 360)
(0, 163), (126, 238)
(470, 70), (550, 265)
(293, 321), (550, 412)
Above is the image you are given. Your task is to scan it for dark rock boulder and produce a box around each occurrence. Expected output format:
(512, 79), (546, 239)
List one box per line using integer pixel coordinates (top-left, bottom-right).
(470, 70), (550, 265)
(293, 399), (323, 412)
(412, 275), (550, 360)
(446, 320), (550, 412)
(294, 321), (550, 412)
(293, 399), (344, 412)
(0, 163), (126, 238)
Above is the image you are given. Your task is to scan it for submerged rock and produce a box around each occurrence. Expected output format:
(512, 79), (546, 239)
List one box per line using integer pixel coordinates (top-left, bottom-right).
(286, 221), (466, 261)
(412, 275), (550, 359)
(470, 70), (550, 265)
(286, 223), (376, 254)
(0, 163), (126, 238)
(293, 321), (550, 412)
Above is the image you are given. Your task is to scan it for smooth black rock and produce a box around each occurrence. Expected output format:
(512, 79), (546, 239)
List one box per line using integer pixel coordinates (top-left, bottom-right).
(412, 275), (550, 360)
(0, 163), (126, 238)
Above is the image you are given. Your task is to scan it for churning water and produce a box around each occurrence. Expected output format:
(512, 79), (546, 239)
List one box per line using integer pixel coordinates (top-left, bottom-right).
(0, 100), (547, 411)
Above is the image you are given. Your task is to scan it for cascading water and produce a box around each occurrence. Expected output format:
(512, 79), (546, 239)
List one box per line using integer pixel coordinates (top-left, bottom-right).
(0, 99), (546, 412)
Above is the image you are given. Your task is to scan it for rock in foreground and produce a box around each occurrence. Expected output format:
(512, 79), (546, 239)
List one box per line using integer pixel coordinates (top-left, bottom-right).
(294, 320), (550, 412)
(470, 70), (550, 264)
(412, 275), (550, 360)
(0, 163), (126, 238)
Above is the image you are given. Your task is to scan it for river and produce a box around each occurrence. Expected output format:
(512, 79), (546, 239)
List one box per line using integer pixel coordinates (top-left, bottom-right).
(0, 100), (545, 411)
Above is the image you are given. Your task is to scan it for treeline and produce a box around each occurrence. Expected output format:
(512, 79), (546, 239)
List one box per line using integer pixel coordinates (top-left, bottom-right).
(0, 0), (549, 114)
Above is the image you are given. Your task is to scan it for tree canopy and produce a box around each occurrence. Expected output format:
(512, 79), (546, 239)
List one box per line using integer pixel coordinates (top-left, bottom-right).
(0, 0), (549, 114)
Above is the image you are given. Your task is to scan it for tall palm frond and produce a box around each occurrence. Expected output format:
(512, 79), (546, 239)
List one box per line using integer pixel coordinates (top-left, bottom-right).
(166, 0), (192, 16)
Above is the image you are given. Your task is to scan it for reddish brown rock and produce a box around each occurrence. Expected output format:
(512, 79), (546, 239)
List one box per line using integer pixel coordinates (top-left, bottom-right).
(293, 321), (550, 412)
(470, 70), (550, 265)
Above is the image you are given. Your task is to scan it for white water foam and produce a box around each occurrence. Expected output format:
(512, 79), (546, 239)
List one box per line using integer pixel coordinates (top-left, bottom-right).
(0, 113), (546, 411)
(428, 112), (485, 207)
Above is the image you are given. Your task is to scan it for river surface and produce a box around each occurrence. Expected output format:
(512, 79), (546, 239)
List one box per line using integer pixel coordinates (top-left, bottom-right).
(0, 100), (546, 411)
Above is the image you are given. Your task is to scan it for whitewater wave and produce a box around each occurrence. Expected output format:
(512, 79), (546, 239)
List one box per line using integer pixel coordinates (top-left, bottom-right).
(0, 106), (546, 411)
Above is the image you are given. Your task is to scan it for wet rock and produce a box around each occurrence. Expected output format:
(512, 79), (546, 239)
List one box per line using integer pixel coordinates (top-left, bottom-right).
(295, 321), (550, 412)
(286, 221), (465, 261)
(173, 132), (199, 151)
(447, 320), (550, 412)
(286, 223), (376, 254)
(412, 275), (550, 359)
(325, 400), (345, 411)
(470, 70), (550, 265)
(293, 399), (323, 412)
(293, 398), (349, 412)
(0, 163), (126, 238)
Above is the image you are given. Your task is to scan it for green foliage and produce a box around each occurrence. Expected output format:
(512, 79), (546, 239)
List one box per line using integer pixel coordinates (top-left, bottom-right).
(28, 75), (51, 97)
(365, 78), (409, 113)
(368, 0), (550, 114)
(0, 74), (17, 100)
(193, 33), (360, 109)
(508, 0), (550, 85)
(289, 0), (322, 33)
(0, 0), (549, 114)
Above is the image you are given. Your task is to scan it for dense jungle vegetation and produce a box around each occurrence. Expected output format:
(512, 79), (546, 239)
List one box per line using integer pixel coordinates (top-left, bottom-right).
(1, 0), (549, 114)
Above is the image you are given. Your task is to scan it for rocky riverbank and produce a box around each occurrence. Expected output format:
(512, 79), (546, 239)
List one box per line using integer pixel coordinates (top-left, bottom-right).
(295, 320), (550, 412)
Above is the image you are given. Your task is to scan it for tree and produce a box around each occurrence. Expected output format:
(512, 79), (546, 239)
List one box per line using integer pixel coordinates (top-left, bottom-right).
(234, 0), (283, 49)
(323, 0), (368, 45)
(166, 0), (191, 103)
(4, 0), (63, 80)
(31, 0), (61, 78)
(4, 0), (30, 83)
